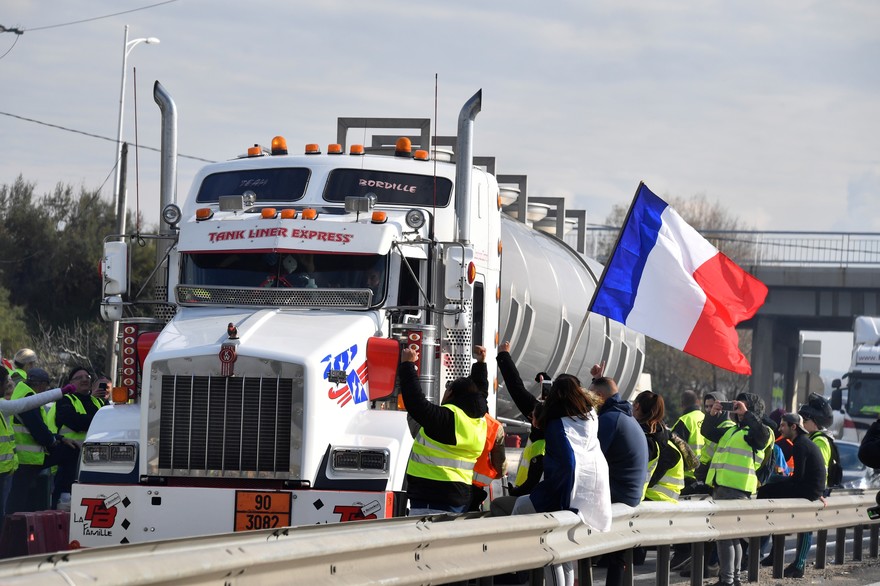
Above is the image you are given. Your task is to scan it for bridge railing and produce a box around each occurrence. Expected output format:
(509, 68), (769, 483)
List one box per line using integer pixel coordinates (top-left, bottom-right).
(0, 491), (877, 585)
(579, 228), (880, 267)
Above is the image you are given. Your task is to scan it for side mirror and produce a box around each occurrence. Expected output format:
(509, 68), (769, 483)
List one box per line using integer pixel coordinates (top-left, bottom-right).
(831, 387), (843, 411)
(832, 378), (841, 389)
(366, 337), (400, 401)
(443, 245), (475, 300)
(102, 241), (129, 296)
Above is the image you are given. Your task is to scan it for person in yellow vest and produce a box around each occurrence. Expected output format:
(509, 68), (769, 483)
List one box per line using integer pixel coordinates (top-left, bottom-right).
(400, 345), (488, 515)
(494, 341), (548, 501)
(633, 390), (684, 503)
(7, 368), (80, 513)
(0, 367), (71, 524)
(7, 348), (37, 386)
(702, 392), (771, 586)
(49, 366), (106, 444)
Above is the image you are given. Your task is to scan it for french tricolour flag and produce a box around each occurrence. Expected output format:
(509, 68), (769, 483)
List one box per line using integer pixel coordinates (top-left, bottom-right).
(589, 183), (768, 375)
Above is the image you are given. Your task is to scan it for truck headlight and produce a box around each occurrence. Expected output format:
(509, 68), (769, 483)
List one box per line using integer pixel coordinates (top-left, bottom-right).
(331, 448), (389, 472)
(83, 443), (137, 464)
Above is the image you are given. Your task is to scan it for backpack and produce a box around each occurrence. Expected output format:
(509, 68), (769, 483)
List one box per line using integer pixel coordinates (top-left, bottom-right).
(756, 439), (780, 485)
(827, 437), (844, 488)
(670, 431), (699, 472)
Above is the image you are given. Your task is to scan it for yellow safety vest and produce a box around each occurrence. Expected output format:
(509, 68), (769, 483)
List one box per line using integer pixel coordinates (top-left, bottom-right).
(701, 418), (735, 466)
(645, 439), (685, 502)
(0, 408), (18, 474)
(514, 438), (546, 488)
(706, 425), (769, 494)
(407, 404), (486, 485)
(810, 431), (832, 483)
(48, 393), (105, 440)
(675, 409), (705, 480)
(10, 382), (50, 466)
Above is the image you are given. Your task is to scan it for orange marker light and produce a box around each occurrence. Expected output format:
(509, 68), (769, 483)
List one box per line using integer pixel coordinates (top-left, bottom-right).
(195, 208), (214, 221)
(280, 209), (297, 219)
(414, 149), (429, 161)
(395, 137), (412, 157)
(350, 144), (365, 155)
(261, 208), (277, 219)
(497, 239), (503, 256)
(371, 211), (387, 224)
(467, 261), (477, 284)
(111, 386), (130, 404)
(328, 143), (343, 154)
(497, 194), (502, 210)
(496, 285), (501, 301)
(305, 143), (321, 154)
(247, 144), (262, 157)
(271, 136), (288, 155)
(302, 208), (318, 220)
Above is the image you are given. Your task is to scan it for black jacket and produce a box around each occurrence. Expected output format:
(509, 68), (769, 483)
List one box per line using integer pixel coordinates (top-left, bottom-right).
(859, 419), (880, 469)
(757, 431), (826, 501)
(496, 351), (545, 496)
(400, 360), (488, 507)
(55, 393), (104, 434)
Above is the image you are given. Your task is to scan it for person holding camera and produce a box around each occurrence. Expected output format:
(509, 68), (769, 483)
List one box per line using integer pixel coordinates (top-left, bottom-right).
(701, 393), (772, 586)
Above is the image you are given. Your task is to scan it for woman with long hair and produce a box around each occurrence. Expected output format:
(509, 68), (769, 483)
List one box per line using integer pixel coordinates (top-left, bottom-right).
(632, 390), (684, 503)
(495, 358), (611, 586)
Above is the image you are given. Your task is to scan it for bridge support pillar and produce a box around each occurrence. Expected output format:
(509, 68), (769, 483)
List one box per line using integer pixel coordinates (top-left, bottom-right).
(749, 316), (775, 409)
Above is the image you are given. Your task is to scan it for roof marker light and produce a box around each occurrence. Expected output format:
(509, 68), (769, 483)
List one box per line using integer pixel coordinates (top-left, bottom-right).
(271, 136), (288, 155)
(371, 211), (387, 224)
(350, 144), (365, 155)
(328, 143), (343, 155)
(305, 143), (321, 155)
(247, 144), (262, 157)
(195, 208), (214, 221)
(395, 137), (412, 157)
(280, 209), (297, 219)
(413, 149), (429, 161)
(302, 208), (318, 220)
(261, 208), (277, 219)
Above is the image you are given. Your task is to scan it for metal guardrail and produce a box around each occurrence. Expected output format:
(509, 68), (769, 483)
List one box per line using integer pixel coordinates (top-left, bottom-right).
(0, 492), (877, 585)
(581, 228), (880, 267)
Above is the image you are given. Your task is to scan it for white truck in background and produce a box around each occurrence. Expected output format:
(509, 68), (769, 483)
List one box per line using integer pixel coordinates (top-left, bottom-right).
(71, 82), (646, 547)
(831, 316), (880, 442)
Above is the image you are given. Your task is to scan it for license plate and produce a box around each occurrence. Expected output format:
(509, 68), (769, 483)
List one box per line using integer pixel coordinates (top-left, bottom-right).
(234, 491), (292, 532)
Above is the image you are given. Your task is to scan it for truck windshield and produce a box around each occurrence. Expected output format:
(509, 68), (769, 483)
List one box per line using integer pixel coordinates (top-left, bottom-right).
(180, 252), (387, 302)
(323, 169), (453, 206)
(846, 374), (880, 417)
(196, 168), (310, 203)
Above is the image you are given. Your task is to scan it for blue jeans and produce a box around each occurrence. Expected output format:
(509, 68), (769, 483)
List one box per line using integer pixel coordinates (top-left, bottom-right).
(714, 486), (752, 584)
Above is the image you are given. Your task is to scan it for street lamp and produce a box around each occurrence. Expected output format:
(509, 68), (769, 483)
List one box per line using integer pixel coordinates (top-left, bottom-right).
(107, 25), (158, 385)
(112, 24), (159, 234)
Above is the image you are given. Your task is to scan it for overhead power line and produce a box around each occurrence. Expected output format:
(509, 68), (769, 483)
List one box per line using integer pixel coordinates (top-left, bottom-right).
(0, 110), (216, 163)
(12, 0), (181, 33)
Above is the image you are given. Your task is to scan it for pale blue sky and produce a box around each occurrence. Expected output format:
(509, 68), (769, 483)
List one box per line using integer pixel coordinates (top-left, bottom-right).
(3, 1), (878, 232)
(2, 1), (877, 375)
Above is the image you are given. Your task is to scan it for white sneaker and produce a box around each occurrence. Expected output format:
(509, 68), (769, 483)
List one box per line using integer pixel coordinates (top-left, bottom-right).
(56, 492), (71, 511)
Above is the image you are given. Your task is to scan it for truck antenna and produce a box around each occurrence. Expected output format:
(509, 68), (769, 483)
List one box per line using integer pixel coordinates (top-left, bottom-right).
(431, 73), (438, 240)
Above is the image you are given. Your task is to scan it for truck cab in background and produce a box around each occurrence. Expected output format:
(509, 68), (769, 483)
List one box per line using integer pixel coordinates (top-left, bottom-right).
(831, 316), (880, 442)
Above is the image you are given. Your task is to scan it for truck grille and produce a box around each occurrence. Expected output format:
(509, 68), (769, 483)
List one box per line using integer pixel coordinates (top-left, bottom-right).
(157, 375), (295, 477)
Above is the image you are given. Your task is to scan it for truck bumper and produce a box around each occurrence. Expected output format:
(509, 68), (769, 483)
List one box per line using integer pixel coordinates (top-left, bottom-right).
(69, 483), (395, 547)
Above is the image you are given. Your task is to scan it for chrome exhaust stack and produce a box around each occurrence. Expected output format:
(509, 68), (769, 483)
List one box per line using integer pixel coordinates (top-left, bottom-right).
(454, 89), (482, 246)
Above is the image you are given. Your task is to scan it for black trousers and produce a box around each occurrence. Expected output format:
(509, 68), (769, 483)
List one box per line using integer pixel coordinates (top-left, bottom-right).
(7, 444), (79, 513)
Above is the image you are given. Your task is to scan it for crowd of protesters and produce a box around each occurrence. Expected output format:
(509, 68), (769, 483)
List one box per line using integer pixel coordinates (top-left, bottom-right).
(394, 339), (856, 586)
(1, 347), (108, 530)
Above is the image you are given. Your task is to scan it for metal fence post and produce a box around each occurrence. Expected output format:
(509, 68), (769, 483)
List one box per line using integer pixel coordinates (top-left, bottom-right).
(836, 527), (847, 564)
(816, 529), (828, 569)
(854, 525), (864, 562)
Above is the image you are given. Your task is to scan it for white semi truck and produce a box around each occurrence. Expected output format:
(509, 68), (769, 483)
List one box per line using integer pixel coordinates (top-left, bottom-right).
(831, 316), (880, 441)
(70, 83), (645, 547)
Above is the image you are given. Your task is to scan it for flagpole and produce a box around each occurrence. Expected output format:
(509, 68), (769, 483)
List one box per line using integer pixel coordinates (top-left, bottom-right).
(586, 181), (646, 312)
